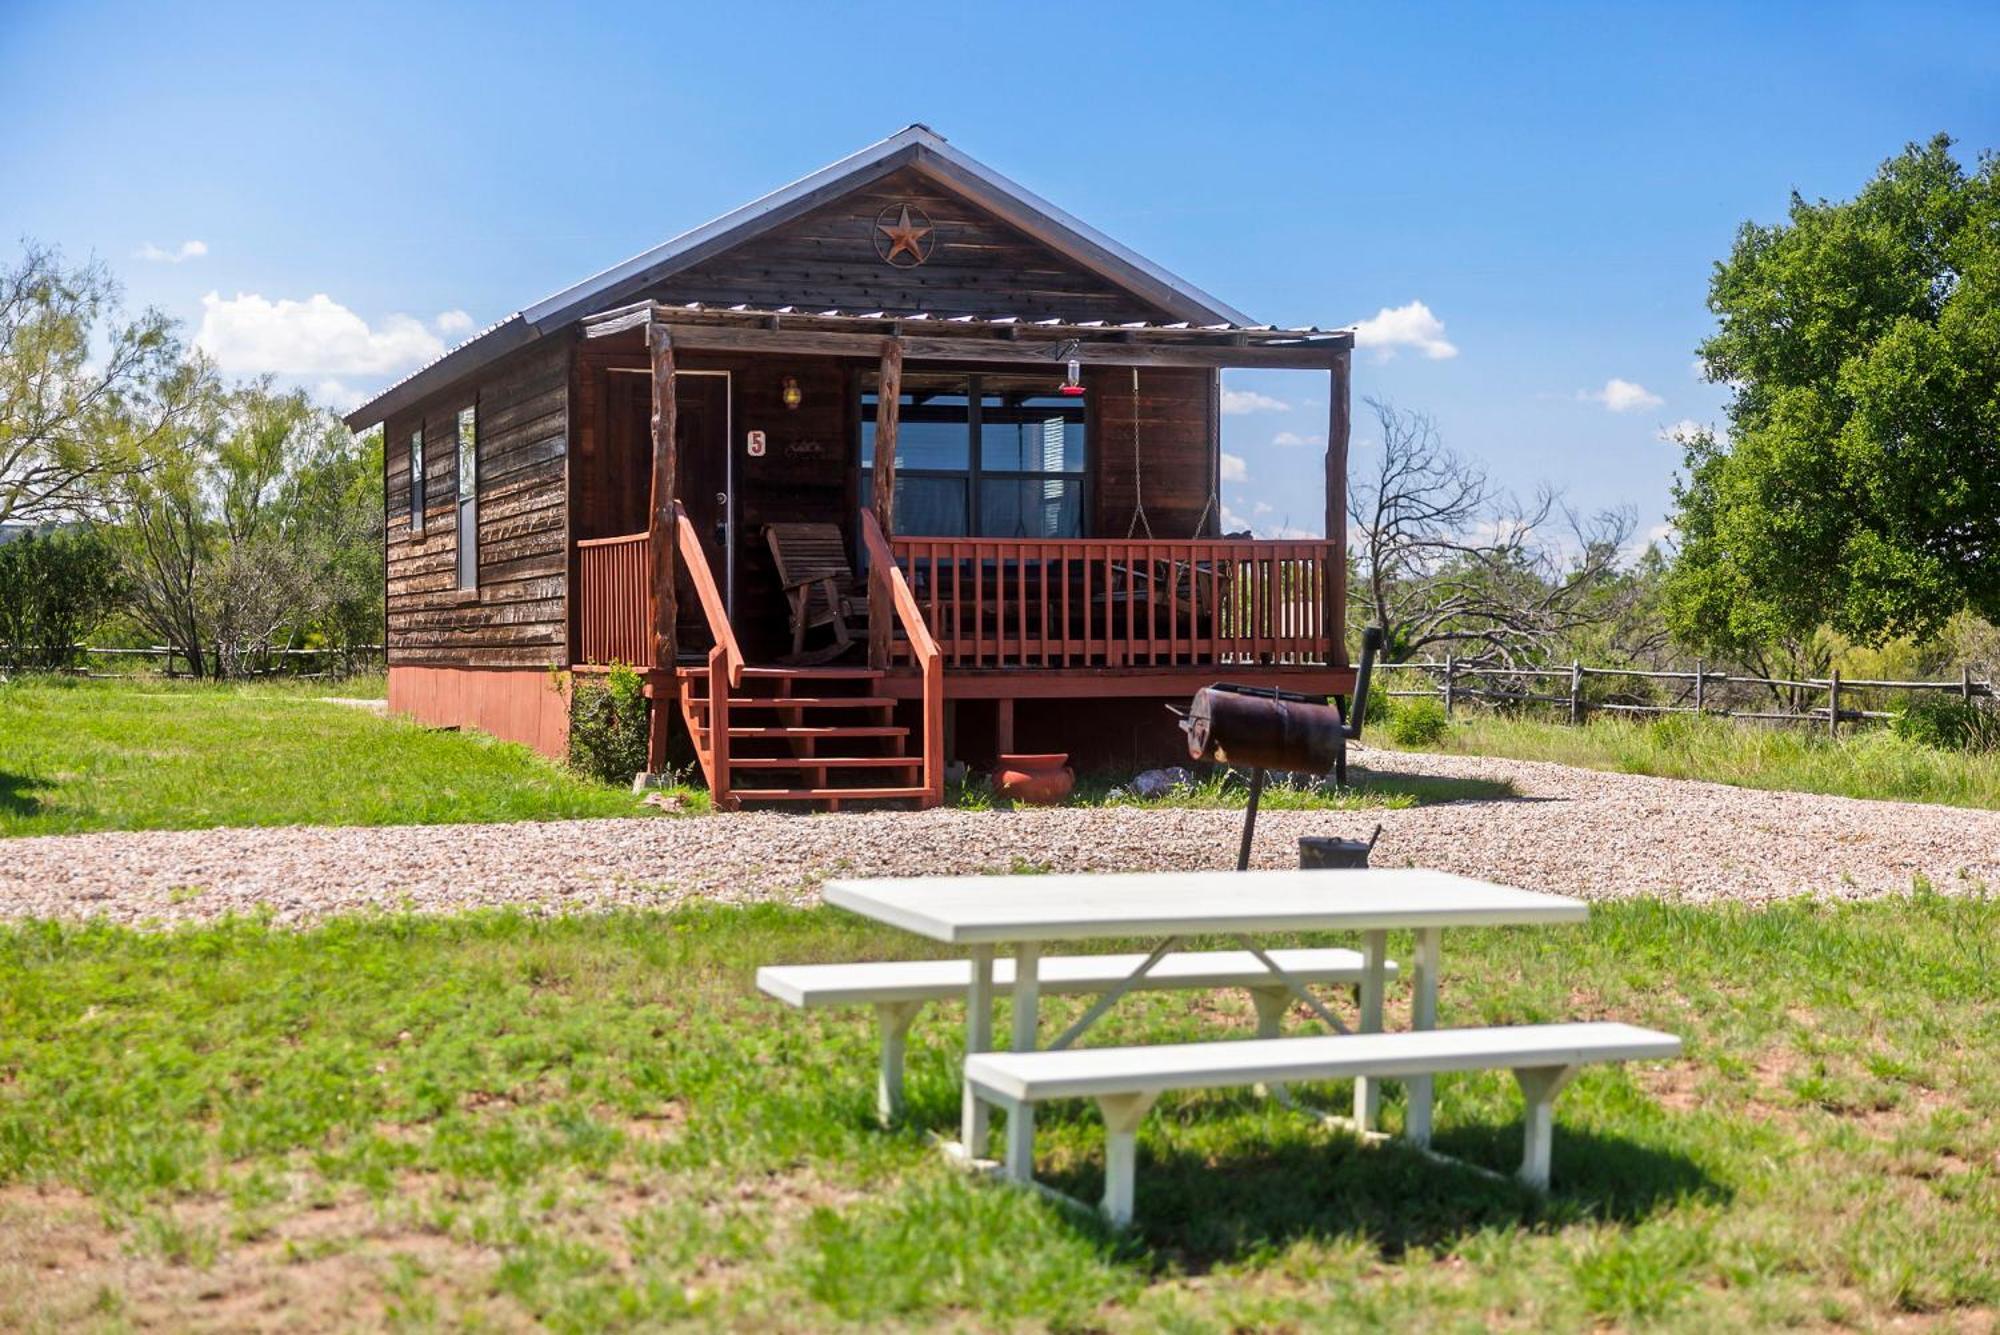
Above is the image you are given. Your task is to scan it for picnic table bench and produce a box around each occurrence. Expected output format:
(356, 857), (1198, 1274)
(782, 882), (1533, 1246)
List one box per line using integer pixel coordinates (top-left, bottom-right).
(757, 947), (1398, 1123)
(968, 1022), (1681, 1224)
(768, 867), (1680, 1225)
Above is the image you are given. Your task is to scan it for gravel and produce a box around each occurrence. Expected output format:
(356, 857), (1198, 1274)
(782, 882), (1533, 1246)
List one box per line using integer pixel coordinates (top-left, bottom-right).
(1, 747), (1993, 928)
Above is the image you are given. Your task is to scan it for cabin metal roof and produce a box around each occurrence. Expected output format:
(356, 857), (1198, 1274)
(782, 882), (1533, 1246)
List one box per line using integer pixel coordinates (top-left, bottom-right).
(579, 298), (1350, 344)
(345, 126), (1286, 429)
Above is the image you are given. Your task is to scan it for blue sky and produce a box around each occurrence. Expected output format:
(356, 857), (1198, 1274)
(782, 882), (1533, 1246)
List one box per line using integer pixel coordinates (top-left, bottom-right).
(4, 1), (1996, 546)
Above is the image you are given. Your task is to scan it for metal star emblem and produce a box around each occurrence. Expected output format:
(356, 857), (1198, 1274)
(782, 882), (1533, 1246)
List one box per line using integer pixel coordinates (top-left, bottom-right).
(874, 204), (933, 267)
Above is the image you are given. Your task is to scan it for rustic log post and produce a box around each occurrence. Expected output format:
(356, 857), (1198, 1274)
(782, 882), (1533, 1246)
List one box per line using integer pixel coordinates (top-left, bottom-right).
(1962, 665), (1973, 703)
(1325, 348), (1351, 664)
(1828, 668), (1841, 739)
(646, 321), (678, 670)
(1442, 653), (1456, 718)
(1568, 661), (1582, 725)
(868, 339), (904, 669)
(1694, 658), (1705, 715)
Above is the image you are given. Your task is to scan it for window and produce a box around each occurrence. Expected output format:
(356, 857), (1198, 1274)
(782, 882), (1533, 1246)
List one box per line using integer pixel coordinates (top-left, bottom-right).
(456, 405), (478, 591)
(408, 429), (425, 535)
(859, 376), (1087, 538)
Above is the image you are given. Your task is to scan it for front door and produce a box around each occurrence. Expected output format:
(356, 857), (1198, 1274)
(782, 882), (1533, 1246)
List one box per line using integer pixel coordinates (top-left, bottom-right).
(672, 372), (733, 650)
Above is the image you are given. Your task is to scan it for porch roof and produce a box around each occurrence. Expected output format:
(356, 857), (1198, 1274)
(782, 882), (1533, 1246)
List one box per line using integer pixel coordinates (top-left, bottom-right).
(580, 299), (1353, 371)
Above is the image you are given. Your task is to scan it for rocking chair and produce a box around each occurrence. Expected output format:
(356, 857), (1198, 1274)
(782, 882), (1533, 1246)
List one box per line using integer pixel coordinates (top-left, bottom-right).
(765, 522), (859, 664)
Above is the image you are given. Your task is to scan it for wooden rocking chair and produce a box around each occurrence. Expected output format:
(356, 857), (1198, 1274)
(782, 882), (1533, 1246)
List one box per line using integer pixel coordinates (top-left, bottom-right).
(765, 522), (860, 664)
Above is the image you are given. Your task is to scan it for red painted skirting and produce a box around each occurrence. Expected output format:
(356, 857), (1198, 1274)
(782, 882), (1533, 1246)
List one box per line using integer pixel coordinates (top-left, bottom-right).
(387, 665), (571, 759)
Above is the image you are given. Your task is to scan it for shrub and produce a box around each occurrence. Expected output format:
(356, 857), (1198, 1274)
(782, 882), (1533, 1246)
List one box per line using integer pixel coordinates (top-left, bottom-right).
(1894, 696), (1999, 753)
(0, 528), (123, 671)
(1388, 696), (1449, 746)
(568, 663), (650, 784)
(1360, 681), (1393, 730)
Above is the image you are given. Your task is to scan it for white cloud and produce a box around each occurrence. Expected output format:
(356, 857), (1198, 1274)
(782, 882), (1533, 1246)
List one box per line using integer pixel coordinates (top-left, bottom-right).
(1221, 388), (1290, 415)
(1352, 300), (1457, 360)
(435, 309), (475, 334)
(1656, 418), (1727, 446)
(1622, 520), (1677, 561)
(311, 379), (365, 413)
(1579, 378), (1664, 413)
(135, 240), (207, 264)
(1271, 430), (1323, 448)
(1219, 451), (1248, 483)
(196, 292), (446, 376)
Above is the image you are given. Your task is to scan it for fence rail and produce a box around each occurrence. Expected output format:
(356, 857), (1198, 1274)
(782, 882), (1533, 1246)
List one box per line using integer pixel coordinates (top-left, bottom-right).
(1378, 656), (1993, 735)
(3, 644), (385, 678)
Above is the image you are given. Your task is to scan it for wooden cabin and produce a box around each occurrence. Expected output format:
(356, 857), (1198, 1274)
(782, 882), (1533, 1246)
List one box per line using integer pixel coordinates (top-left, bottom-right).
(345, 125), (1354, 809)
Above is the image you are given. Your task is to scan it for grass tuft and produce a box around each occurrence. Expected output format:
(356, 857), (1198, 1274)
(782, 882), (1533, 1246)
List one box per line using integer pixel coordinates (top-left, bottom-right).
(1397, 710), (2000, 809)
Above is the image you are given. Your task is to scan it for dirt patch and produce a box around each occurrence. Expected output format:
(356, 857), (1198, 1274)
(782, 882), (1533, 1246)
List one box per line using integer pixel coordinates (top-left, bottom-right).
(0, 1159), (873, 1330)
(0, 1180), (513, 1332)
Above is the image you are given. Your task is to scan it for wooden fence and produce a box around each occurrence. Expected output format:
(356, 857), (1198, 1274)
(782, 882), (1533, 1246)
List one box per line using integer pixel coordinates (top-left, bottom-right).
(4, 644), (386, 679)
(1378, 656), (1994, 736)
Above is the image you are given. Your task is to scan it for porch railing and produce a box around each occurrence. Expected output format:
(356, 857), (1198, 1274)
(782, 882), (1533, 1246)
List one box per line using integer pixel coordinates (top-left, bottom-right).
(885, 537), (1341, 669)
(860, 509), (944, 805)
(577, 532), (653, 667)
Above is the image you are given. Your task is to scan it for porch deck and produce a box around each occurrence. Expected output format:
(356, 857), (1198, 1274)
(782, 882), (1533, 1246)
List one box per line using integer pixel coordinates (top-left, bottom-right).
(575, 523), (1354, 810)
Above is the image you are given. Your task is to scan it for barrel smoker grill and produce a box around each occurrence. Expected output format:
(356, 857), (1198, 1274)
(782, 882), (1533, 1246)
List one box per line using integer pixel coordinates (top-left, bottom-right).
(1176, 627), (1384, 870)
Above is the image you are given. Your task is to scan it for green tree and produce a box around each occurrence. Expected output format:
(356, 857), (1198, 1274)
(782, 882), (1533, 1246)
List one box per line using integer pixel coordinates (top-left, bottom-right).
(0, 243), (198, 525)
(110, 378), (383, 677)
(1666, 136), (2000, 655)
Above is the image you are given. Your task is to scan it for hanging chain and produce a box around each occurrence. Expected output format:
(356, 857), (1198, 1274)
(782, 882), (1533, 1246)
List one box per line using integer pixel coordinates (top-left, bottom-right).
(1125, 365), (1154, 539)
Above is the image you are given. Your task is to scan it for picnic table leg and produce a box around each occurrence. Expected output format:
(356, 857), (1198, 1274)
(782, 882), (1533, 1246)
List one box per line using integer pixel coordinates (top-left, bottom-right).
(1352, 930), (1388, 1129)
(1404, 927), (1442, 1146)
(875, 1001), (923, 1126)
(1003, 943), (1042, 1181)
(960, 944), (995, 1159)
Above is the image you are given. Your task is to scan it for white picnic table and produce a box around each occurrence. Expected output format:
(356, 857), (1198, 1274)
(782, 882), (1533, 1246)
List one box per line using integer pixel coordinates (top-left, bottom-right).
(822, 867), (1590, 1167)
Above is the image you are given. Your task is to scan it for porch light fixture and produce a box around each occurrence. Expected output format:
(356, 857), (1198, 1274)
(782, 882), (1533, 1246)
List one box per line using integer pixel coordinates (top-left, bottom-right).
(781, 375), (803, 410)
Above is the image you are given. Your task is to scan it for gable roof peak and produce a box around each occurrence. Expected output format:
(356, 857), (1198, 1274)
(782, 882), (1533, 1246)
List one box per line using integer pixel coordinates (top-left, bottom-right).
(345, 126), (1254, 429)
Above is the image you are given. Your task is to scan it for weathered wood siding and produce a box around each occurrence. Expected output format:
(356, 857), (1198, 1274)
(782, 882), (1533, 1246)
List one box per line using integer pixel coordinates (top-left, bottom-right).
(654, 165), (1178, 321)
(384, 340), (569, 668)
(1089, 365), (1220, 539)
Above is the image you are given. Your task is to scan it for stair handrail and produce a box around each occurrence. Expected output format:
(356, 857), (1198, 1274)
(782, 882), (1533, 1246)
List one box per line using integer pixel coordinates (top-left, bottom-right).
(859, 508), (944, 806)
(671, 500), (743, 689)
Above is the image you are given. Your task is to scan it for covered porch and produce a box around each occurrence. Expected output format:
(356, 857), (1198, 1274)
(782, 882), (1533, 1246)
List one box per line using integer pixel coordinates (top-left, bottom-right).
(569, 300), (1356, 807)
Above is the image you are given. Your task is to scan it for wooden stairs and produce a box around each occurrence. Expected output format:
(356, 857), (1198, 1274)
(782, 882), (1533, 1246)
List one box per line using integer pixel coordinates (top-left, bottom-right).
(676, 665), (934, 810)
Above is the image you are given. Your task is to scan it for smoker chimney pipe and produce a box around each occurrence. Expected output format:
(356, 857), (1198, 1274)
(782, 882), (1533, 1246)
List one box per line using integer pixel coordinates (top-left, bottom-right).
(1342, 626), (1385, 743)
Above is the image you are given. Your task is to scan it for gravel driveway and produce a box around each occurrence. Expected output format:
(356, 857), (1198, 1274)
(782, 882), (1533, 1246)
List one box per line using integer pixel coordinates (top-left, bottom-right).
(1, 748), (1993, 927)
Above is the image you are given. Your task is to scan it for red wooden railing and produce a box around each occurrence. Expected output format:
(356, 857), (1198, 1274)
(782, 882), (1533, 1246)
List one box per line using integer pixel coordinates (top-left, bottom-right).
(577, 532), (652, 667)
(672, 500), (743, 688)
(860, 509), (944, 806)
(885, 537), (1341, 669)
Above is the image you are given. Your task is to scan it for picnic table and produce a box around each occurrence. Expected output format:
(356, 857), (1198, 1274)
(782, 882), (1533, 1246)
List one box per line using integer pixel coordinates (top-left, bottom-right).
(821, 868), (1592, 1171)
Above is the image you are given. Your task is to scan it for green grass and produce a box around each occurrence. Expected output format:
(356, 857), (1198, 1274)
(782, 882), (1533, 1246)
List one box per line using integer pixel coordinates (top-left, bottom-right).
(1397, 709), (2000, 809)
(1, 893), (1992, 1329)
(0, 675), (655, 836)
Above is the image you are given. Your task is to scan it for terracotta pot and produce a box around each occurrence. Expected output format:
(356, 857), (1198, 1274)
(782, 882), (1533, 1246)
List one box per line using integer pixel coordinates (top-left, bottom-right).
(994, 752), (1075, 805)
